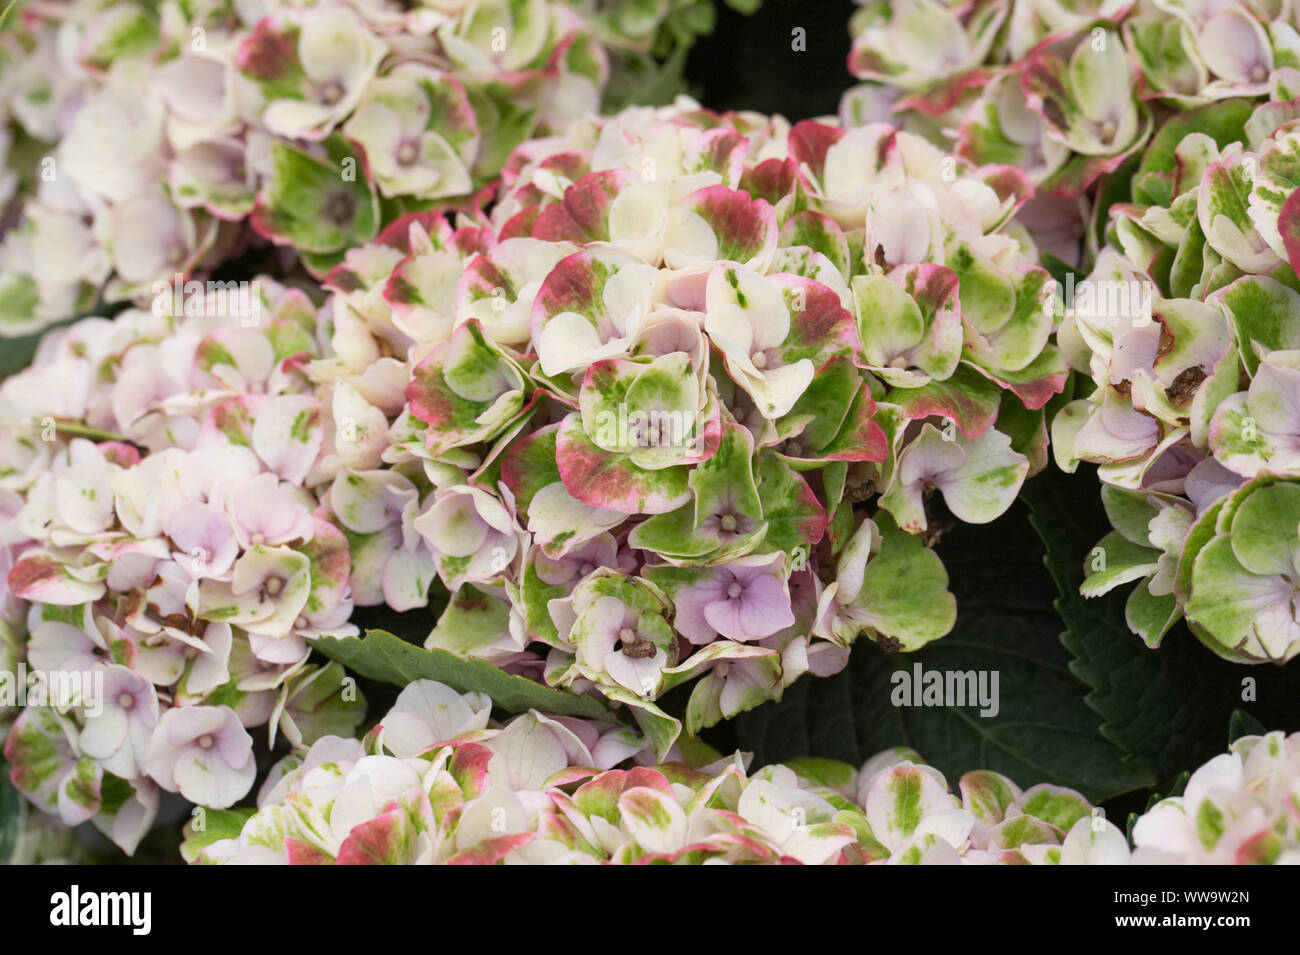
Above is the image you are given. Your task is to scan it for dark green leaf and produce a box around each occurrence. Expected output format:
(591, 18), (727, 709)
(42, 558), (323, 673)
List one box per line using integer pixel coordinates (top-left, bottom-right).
(720, 496), (1154, 803)
(0, 758), (28, 864)
(1023, 465), (1300, 792)
(0, 330), (42, 381)
(315, 629), (611, 720)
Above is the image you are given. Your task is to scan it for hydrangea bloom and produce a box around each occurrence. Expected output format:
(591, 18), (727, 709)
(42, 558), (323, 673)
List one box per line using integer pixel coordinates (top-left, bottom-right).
(187, 678), (1118, 865)
(840, 1), (1300, 209)
(0, 280), (369, 852)
(304, 98), (1064, 756)
(191, 682), (1300, 866)
(1131, 730), (1300, 864)
(1058, 92), (1300, 661)
(0, 0), (726, 334)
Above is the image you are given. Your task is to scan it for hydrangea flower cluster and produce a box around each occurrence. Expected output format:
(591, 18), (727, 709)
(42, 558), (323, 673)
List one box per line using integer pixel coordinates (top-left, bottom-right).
(1131, 730), (1300, 863)
(5, 0), (1296, 873)
(1057, 90), (1300, 661)
(0, 279), (369, 853)
(0, 95), (1055, 849)
(0, 0), (716, 334)
(841, 0), (1300, 201)
(188, 678), (1122, 865)
(312, 97), (1066, 756)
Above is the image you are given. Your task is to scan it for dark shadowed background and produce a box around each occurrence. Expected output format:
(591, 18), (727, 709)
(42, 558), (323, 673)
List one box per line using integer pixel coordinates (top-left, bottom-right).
(685, 0), (858, 120)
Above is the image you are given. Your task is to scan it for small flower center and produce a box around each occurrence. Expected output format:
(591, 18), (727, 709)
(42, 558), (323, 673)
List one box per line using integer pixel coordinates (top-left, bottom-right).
(249, 533), (265, 547)
(726, 582), (743, 599)
(719, 514), (737, 532)
(295, 616), (308, 629)
(1100, 119), (1116, 141)
(1251, 65), (1267, 83)
(618, 627), (657, 658)
(578, 563), (594, 577)
(318, 81), (344, 105)
(750, 351), (767, 369)
(198, 734), (214, 750)
(397, 140), (419, 166)
(265, 576), (283, 596)
(117, 693), (134, 710)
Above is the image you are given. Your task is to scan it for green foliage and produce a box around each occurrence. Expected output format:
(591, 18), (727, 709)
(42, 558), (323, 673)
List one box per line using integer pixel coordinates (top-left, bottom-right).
(1023, 466), (1300, 792)
(721, 494), (1155, 803)
(315, 629), (611, 720)
(601, 0), (765, 111)
(0, 758), (27, 864)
